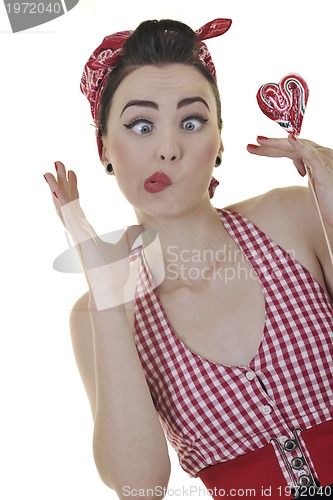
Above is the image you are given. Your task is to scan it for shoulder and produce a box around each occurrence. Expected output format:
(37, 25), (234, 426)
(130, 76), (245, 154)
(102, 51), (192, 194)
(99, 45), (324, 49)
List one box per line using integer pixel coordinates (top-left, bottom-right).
(70, 291), (136, 335)
(224, 186), (332, 298)
(70, 291), (91, 329)
(225, 185), (311, 222)
(224, 186), (315, 241)
(71, 290), (90, 310)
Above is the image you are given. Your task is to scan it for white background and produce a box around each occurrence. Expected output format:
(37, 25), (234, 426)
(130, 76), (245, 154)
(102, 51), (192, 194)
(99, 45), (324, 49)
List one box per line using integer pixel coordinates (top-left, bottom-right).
(0, 0), (332, 498)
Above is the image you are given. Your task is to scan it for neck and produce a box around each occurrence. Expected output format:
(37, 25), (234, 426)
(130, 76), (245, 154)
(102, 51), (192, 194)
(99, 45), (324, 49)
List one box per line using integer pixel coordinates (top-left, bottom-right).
(135, 200), (230, 290)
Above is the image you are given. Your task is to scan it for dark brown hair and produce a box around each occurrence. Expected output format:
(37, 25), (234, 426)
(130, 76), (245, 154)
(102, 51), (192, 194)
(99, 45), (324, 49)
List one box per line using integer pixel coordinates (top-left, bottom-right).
(98, 19), (222, 138)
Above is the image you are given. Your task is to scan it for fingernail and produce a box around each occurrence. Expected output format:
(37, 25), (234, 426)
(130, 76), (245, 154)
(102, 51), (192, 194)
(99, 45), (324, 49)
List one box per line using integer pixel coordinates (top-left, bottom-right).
(54, 162), (58, 172)
(257, 136), (269, 141)
(43, 174), (48, 183)
(53, 191), (58, 199)
(248, 144), (260, 149)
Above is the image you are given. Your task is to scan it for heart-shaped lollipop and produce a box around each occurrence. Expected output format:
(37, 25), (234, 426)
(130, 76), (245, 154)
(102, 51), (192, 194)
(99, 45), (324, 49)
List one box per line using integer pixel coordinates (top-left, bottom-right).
(256, 73), (309, 135)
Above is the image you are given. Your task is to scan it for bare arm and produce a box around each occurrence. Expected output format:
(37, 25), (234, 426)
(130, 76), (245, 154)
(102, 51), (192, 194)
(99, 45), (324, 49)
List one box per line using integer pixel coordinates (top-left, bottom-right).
(70, 293), (171, 498)
(44, 162), (171, 498)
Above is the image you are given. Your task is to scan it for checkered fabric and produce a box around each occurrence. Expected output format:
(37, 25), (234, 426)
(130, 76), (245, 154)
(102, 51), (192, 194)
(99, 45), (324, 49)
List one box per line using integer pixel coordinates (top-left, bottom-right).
(133, 209), (333, 483)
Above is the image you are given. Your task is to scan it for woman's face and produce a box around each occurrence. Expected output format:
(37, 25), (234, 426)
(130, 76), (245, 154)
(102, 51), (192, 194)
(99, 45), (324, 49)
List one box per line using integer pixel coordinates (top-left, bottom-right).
(102, 64), (222, 220)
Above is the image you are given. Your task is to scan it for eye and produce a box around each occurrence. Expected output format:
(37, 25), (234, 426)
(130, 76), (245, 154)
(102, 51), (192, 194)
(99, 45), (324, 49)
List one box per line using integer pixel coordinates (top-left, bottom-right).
(124, 119), (154, 135)
(181, 115), (208, 132)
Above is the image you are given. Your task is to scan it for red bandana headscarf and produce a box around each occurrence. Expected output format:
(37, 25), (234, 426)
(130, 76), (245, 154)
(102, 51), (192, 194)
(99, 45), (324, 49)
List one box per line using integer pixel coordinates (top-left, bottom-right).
(80, 18), (232, 198)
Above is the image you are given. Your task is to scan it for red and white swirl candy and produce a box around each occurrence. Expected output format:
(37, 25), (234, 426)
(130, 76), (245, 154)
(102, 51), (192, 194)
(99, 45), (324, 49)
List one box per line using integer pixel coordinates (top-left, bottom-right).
(256, 73), (309, 135)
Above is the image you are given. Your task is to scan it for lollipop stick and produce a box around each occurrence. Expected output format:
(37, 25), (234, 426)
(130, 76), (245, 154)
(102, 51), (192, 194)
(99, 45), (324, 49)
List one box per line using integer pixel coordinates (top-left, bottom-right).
(305, 163), (333, 268)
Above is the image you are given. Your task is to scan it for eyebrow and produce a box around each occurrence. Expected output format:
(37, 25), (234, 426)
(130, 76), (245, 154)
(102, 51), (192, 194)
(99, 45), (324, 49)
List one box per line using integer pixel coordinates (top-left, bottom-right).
(120, 100), (158, 117)
(177, 96), (210, 111)
(120, 96), (210, 116)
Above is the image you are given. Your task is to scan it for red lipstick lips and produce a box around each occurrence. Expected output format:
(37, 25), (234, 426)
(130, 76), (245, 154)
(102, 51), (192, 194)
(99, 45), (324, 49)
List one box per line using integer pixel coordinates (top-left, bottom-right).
(144, 171), (172, 193)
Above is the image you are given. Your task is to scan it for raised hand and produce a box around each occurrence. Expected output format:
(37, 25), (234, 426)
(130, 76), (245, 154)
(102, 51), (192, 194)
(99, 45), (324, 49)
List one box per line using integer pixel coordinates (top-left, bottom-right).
(44, 161), (145, 310)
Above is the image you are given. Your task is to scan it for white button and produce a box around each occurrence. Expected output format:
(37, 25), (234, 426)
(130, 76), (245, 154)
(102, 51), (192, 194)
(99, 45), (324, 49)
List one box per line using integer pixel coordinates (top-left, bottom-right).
(261, 405), (272, 415)
(246, 371), (255, 381)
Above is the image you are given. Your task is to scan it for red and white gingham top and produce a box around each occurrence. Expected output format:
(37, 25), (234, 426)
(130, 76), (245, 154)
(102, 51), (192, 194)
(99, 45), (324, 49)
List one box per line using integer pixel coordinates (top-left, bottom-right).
(133, 209), (333, 485)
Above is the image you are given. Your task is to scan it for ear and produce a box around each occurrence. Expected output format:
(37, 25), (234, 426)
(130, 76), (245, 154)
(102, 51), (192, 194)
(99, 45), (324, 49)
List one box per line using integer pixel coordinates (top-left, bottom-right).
(101, 145), (110, 168)
(219, 139), (224, 154)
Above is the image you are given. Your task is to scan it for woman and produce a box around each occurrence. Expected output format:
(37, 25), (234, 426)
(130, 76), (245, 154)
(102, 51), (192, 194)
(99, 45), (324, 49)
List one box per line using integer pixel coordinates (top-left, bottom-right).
(44, 18), (333, 500)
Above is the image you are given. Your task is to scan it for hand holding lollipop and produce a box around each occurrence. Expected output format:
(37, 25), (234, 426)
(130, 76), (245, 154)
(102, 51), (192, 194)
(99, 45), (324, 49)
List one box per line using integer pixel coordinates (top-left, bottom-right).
(248, 73), (333, 267)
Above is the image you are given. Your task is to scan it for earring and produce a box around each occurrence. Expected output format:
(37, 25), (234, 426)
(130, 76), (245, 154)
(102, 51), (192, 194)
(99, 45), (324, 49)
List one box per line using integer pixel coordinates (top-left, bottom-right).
(215, 156), (221, 166)
(106, 163), (113, 173)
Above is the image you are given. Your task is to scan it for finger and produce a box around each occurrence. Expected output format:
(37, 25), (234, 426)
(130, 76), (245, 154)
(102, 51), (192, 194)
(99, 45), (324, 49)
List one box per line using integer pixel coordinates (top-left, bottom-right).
(68, 170), (79, 201)
(55, 161), (69, 196)
(288, 136), (333, 182)
(288, 135), (322, 165)
(255, 136), (333, 160)
(43, 172), (56, 192)
(256, 136), (295, 151)
(257, 136), (333, 155)
(292, 159), (307, 177)
(46, 180), (62, 214)
(248, 136), (298, 158)
(247, 144), (294, 158)
(248, 137), (326, 162)
(44, 171), (68, 206)
(44, 172), (64, 209)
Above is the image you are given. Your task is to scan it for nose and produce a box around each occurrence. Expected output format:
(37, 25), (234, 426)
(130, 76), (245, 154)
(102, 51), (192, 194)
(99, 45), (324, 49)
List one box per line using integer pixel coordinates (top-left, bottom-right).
(160, 154), (177, 161)
(157, 127), (181, 163)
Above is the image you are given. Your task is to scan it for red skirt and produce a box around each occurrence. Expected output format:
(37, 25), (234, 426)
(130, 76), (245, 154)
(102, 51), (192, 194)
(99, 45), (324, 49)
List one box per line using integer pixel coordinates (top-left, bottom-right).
(197, 420), (333, 500)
